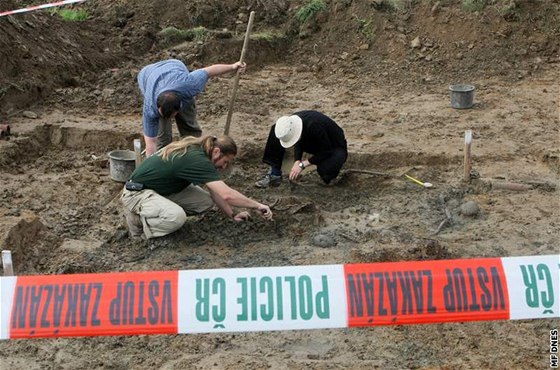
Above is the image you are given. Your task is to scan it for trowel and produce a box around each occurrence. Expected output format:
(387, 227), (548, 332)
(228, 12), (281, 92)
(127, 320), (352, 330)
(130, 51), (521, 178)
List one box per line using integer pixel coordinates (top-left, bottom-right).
(404, 174), (433, 188)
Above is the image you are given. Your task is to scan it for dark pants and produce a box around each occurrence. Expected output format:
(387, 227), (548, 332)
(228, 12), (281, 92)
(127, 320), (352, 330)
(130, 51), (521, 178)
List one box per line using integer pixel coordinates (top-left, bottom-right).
(157, 99), (202, 150)
(262, 125), (348, 184)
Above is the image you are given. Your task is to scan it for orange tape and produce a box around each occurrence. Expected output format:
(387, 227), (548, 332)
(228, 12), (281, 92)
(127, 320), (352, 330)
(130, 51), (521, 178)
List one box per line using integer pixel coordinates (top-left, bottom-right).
(10, 271), (178, 338)
(344, 258), (509, 326)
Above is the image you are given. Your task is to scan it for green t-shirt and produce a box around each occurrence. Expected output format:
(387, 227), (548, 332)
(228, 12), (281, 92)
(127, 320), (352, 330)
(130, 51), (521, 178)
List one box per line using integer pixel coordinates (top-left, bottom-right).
(130, 145), (220, 195)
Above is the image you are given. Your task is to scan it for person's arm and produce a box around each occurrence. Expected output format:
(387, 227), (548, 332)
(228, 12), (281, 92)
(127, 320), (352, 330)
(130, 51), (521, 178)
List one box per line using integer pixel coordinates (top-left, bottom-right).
(207, 190), (251, 222)
(206, 184), (235, 218)
(205, 180), (272, 220)
(202, 62), (246, 78)
(288, 141), (307, 181)
(144, 135), (158, 157)
(289, 158), (312, 182)
(142, 104), (160, 157)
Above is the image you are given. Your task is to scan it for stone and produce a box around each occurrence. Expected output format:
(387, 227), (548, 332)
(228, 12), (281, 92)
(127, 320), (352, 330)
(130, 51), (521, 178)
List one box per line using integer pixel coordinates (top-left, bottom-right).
(312, 233), (336, 248)
(22, 111), (38, 119)
(410, 36), (421, 49)
(460, 201), (480, 217)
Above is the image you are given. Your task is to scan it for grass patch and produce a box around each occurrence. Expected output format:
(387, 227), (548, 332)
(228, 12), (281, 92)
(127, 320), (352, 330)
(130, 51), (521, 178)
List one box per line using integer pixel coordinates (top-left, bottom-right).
(158, 26), (208, 45)
(463, 0), (487, 12)
(296, 0), (327, 23)
(355, 17), (375, 41)
(252, 32), (286, 42)
(51, 8), (89, 21)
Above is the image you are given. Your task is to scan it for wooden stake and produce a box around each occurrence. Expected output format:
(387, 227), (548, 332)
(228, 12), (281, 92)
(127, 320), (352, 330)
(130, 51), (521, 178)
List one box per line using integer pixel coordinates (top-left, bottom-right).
(2, 250), (14, 276)
(491, 182), (533, 191)
(133, 139), (142, 168)
(224, 11), (255, 136)
(463, 130), (472, 182)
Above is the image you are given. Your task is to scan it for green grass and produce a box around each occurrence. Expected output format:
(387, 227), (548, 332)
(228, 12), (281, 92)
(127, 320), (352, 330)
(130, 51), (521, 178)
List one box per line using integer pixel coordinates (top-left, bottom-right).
(463, 0), (487, 12)
(188, 26), (207, 42)
(355, 17), (375, 41)
(158, 26), (208, 44)
(296, 0), (327, 23)
(252, 32), (286, 42)
(51, 8), (89, 21)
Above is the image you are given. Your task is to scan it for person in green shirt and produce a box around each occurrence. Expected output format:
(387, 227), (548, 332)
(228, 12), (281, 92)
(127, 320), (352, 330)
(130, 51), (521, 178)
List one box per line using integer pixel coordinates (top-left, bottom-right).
(122, 135), (273, 239)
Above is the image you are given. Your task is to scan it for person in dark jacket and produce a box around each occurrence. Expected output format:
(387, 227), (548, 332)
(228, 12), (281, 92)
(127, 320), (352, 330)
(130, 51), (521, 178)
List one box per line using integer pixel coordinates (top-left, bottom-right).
(255, 110), (347, 188)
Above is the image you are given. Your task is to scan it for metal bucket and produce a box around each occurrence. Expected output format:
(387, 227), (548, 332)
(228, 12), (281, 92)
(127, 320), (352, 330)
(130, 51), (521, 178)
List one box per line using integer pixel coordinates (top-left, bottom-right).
(449, 84), (475, 109)
(108, 150), (136, 183)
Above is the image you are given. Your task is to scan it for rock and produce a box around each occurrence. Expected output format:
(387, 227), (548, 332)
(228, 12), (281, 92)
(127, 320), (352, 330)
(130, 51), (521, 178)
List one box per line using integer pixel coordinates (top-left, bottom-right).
(410, 36), (421, 49)
(22, 111), (38, 119)
(460, 201), (480, 217)
(312, 233), (336, 248)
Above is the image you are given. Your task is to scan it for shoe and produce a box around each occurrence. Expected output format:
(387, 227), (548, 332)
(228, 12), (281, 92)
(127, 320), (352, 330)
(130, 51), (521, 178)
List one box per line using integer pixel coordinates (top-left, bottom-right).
(124, 209), (143, 237)
(255, 174), (282, 188)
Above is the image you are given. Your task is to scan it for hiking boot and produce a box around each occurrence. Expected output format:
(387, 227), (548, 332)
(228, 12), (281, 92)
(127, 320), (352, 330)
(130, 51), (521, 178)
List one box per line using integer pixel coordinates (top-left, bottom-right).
(124, 209), (143, 237)
(255, 174), (282, 188)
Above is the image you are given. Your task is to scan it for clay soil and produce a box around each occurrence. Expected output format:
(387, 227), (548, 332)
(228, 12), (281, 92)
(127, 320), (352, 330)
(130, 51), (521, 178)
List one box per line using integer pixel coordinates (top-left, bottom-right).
(0, 0), (559, 369)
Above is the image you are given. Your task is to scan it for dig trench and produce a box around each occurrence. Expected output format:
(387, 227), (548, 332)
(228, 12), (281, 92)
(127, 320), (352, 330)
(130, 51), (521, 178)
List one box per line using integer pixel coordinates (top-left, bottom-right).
(0, 123), (552, 277)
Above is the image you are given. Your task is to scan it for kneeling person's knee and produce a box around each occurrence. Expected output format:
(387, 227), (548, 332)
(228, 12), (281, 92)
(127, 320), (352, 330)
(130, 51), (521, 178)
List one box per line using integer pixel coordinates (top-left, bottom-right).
(160, 207), (188, 234)
(169, 208), (188, 229)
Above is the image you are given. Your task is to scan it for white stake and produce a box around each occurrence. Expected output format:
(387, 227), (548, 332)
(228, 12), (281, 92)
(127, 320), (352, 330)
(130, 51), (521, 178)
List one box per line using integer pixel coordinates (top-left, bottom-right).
(464, 130), (472, 182)
(2, 250), (14, 276)
(134, 139), (142, 168)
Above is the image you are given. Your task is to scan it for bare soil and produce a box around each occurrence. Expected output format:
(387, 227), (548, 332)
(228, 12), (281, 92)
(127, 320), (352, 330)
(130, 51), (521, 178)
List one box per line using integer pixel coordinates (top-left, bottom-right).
(0, 0), (559, 369)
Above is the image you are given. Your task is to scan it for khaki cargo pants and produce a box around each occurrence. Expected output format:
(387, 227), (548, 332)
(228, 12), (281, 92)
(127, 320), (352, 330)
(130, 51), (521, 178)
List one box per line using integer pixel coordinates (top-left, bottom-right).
(121, 184), (213, 239)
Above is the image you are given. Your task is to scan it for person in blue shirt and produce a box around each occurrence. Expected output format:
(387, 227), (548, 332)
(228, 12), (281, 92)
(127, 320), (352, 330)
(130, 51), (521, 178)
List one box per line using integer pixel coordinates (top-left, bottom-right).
(138, 59), (246, 157)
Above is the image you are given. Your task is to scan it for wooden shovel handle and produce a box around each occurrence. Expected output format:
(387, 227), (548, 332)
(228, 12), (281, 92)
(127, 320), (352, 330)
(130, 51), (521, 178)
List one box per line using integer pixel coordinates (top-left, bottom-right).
(224, 11), (255, 136)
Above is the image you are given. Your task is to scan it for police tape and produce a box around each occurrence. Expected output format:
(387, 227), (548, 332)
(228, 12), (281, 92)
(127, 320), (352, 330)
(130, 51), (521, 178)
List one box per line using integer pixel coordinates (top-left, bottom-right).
(0, 254), (558, 339)
(0, 0), (86, 18)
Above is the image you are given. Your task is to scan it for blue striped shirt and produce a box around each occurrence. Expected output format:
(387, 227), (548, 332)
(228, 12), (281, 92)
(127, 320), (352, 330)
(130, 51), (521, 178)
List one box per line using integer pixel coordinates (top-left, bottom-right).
(138, 59), (209, 137)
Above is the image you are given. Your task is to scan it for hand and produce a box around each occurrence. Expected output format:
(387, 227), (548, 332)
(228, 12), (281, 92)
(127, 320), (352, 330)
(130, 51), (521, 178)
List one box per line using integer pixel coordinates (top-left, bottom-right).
(289, 162), (303, 182)
(257, 205), (273, 221)
(233, 211), (250, 222)
(233, 61), (247, 74)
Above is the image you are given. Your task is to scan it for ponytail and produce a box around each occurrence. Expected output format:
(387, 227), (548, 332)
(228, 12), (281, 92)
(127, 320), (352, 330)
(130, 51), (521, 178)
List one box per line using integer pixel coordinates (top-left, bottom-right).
(160, 135), (237, 161)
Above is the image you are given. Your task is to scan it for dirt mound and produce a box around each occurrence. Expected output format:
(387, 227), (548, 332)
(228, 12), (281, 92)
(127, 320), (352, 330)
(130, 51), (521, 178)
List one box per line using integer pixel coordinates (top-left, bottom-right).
(1, 0), (558, 116)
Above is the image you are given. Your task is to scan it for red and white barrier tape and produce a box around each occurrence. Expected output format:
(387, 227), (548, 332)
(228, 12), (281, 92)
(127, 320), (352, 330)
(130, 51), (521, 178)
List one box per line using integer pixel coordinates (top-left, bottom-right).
(1, 254), (558, 339)
(0, 0), (86, 18)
